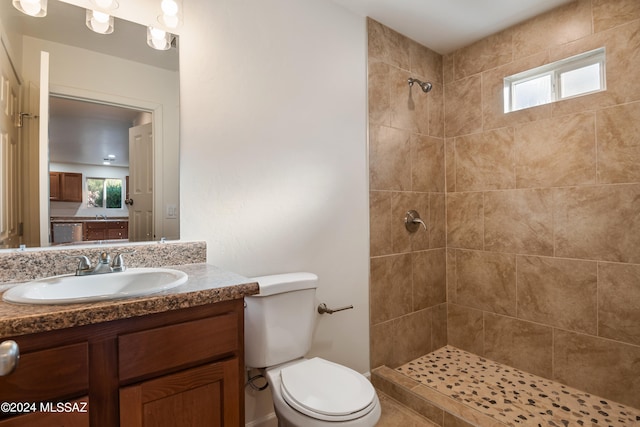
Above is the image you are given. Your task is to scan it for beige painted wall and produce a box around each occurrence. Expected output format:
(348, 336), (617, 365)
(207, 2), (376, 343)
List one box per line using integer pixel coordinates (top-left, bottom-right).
(178, 0), (369, 424)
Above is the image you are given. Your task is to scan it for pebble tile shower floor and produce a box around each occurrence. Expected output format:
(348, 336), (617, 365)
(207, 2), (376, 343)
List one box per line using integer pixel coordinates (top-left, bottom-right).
(385, 346), (640, 426)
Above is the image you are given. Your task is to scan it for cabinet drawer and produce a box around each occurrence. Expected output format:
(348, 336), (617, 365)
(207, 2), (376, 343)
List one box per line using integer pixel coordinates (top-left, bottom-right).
(118, 313), (238, 382)
(0, 342), (88, 402)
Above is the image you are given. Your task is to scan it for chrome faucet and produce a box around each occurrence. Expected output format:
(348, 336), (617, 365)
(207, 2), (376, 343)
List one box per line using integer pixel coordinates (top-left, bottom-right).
(95, 214), (107, 220)
(92, 252), (114, 274)
(69, 251), (136, 276)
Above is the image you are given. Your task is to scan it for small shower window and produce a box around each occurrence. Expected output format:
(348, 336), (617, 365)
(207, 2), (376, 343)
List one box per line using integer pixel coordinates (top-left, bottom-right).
(504, 47), (605, 113)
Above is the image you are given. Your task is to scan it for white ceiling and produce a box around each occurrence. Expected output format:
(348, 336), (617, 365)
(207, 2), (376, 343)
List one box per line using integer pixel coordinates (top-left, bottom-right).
(49, 97), (143, 167)
(331, 0), (574, 54)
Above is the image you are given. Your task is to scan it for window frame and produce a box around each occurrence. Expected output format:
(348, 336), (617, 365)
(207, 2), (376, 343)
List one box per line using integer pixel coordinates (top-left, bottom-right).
(504, 47), (606, 113)
(86, 177), (123, 209)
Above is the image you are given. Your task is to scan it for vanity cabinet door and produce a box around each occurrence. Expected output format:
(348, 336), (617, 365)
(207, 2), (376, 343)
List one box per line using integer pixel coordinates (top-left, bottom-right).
(119, 358), (240, 427)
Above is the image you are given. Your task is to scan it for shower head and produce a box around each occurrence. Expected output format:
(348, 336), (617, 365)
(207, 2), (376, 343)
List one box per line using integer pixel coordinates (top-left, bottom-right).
(408, 77), (432, 93)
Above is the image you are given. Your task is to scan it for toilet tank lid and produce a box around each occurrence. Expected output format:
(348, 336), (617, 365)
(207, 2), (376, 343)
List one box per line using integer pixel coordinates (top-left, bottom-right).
(249, 272), (318, 297)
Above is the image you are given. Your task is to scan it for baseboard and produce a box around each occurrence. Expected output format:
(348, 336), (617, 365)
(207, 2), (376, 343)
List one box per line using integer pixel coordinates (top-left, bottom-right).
(245, 412), (278, 427)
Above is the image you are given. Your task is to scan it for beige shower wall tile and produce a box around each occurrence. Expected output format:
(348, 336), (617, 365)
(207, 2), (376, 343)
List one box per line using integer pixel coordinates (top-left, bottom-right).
(412, 249), (446, 310)
(443, 53), (454, 85)
(444, 74), (482, 138)
(454, 128), (515, 192)
(369, 125), (411, 191)
(367, 18), (410, 70)
(391, 192), (429, 253)
(514, 112), (596, 188)
(455, 250), (516, 316)
(429, 193), (446, 249)
(593, 0), (640, 33)
(484, 189), (554, 256)
(554, 329), (640, 409)
(445, 139), (456, 192)
(550, 20), (640, 116)
(446, 192), (483, 250)
(431, 303), (448, 350)
(446, 249), (457, 303)
(453, 31), (512, 80)
(368, 61), (391, 127)
(409, 40), (443, 84)
(428, 82), (444, 138)
(370, 320), (395, 368)
(554, 184), (640, 263)
(447, 303), (483, 355)
(391, 67), (429, 134)
(484, 313), (553, 379)
(411, 135), (445, 192)
(370, 191), (392, 257)
(511, 0), (592, 60)
(517, 256), (597, 334)
(370, 254), (413, 325)
(596, 102), (640, 184)
(598, 262), (640, 347)
(482, 51), (552, 131)
(395, 309), (433, 366)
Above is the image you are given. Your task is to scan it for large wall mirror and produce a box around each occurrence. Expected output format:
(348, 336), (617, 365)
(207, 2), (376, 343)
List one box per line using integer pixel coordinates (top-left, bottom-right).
(0, 0), (180, 249)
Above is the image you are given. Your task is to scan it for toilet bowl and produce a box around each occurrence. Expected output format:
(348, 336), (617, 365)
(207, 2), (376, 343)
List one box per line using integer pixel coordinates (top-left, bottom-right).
(265, 358), (381, 427)
(244, 272), (381, 427)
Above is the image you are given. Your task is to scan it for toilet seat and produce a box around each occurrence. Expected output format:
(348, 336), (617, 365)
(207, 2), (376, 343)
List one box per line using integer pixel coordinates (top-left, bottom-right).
(279, 357), (376, 422)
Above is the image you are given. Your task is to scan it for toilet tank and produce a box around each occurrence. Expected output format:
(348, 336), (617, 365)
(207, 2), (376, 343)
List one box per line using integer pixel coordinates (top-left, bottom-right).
(244, 272), (317, 369)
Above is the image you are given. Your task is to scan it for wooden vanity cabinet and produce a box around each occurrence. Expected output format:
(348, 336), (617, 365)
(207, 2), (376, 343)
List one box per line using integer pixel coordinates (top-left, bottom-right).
(85, 221), (128, 241)
(49, 172), (83, 202)
(0, 299), (244, 427)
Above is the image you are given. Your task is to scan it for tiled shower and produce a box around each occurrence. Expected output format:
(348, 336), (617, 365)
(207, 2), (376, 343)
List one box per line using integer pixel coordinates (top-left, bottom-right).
(368, 0), (640, 411)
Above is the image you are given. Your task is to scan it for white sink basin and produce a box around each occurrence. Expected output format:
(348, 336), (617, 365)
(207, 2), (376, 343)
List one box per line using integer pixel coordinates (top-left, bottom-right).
(2, 268), (188, 305)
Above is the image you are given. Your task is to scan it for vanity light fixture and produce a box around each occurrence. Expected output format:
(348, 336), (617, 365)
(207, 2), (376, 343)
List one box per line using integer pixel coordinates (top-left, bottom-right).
(158, 0), (182, 29)
(12, 0), (47, 17)
(86, 9), (114, 34)
(147, 26), (172, 50)
(90, 0), (118, 11)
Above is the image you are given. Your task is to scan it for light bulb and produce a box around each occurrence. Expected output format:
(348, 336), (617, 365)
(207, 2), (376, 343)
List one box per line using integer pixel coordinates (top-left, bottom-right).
(147, 27), (171, 50)
(160, 14), (179, 29)
(161, 0), (178, 16)
(86, 9), (113, 34)
(91, 0), (118, 10)
(13, 0), (47, 17)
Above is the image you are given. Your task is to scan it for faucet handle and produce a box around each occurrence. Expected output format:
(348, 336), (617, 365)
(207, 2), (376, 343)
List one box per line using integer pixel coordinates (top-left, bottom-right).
(111, 250), (136, 272)
(66, 255), (92, 275)
(98, 252), (111, 264)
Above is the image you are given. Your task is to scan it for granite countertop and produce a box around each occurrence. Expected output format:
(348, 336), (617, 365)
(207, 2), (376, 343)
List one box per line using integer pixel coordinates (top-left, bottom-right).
(0, 263), (259, 338)
(51, 218), (129, 223)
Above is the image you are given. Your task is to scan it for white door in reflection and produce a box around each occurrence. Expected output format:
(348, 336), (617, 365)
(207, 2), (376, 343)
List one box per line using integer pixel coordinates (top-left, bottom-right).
(0, 42), (21, 248)
(128, 122), (154, 241)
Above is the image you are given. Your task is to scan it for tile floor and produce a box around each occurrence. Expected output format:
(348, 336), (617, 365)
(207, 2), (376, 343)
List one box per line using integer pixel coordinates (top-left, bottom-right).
(395, 346), (640, 426)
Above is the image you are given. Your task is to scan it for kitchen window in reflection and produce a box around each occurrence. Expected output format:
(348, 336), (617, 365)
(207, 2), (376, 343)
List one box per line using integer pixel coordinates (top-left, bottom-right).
(87, 178), (122, 208)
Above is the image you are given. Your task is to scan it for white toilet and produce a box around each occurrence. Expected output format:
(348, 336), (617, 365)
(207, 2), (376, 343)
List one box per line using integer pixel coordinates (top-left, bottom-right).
(244, 272), (381, 427)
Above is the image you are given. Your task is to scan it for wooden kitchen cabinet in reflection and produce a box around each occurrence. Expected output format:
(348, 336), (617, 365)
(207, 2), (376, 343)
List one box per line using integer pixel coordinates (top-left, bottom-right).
(49, 172), (82, 203)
